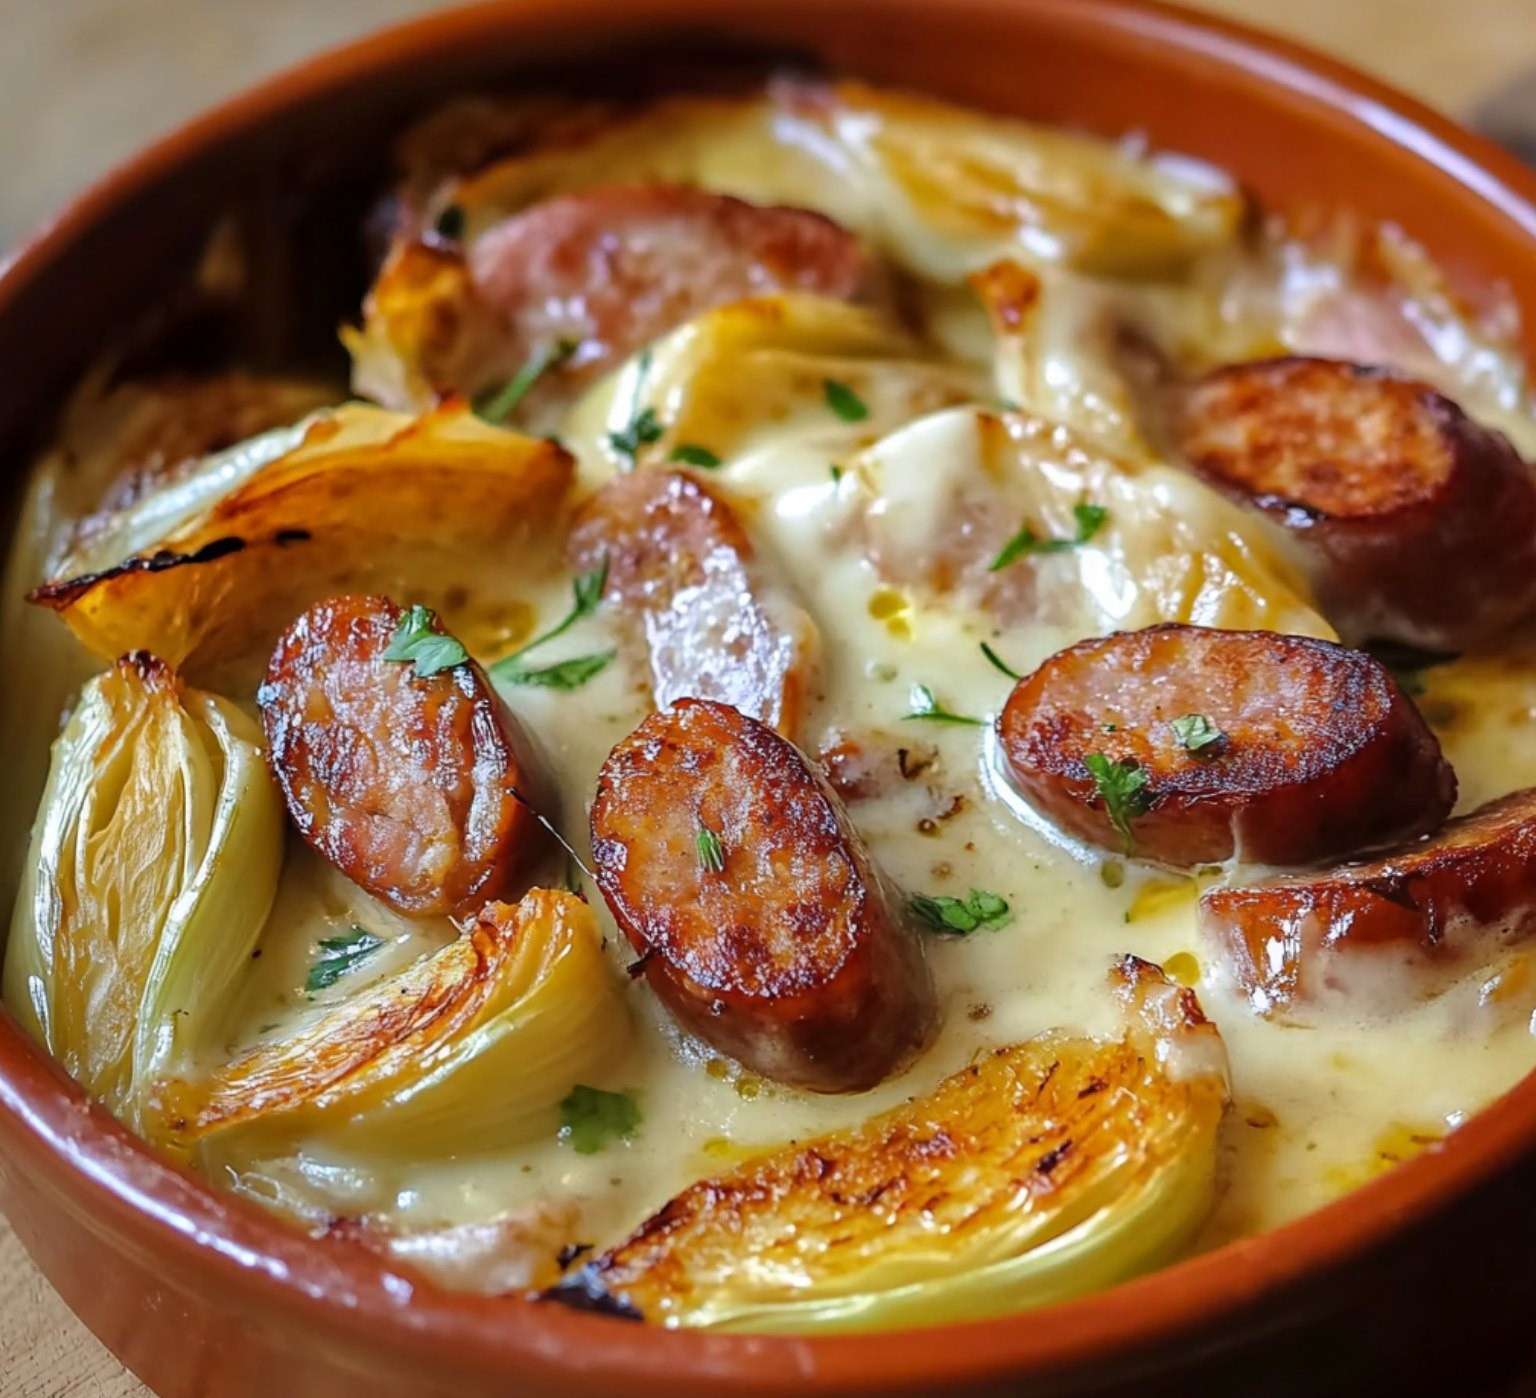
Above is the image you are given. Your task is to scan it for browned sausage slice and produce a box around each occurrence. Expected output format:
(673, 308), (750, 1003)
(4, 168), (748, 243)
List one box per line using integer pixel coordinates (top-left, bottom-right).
(1200, 787), (1536, 1014)
(469, 183), (871, 388)
(996, 623), (1454, 867)
(568, 469), (818, 739)
(1172, 356), (1536, 650)
(589, 698), (936, 1093)
(258, 595), (548, 918)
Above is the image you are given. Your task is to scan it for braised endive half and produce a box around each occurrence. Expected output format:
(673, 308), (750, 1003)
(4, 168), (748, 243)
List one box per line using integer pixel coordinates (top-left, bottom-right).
(28, 401), (574, 684)
(2, 653), (284, 1135)
(551, 957), (1228, 1331)
(158, 890), (630, 1157)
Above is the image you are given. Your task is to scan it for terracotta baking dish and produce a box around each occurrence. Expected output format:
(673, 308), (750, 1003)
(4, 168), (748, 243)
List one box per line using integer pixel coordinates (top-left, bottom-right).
(5, 2), (1536, 1393)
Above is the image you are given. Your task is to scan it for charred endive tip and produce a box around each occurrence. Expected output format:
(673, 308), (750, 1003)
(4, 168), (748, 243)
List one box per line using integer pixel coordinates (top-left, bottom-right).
(542, 956), (1228, 1332)
(153, 888), (631, 1161)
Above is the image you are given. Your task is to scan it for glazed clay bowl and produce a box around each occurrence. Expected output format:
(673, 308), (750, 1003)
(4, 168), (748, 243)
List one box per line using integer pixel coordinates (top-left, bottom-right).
(5, 3), (1536, 1395)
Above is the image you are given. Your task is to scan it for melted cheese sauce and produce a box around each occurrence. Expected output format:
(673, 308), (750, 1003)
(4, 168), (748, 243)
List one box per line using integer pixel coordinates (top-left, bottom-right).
(9, 85), (1536, 1315)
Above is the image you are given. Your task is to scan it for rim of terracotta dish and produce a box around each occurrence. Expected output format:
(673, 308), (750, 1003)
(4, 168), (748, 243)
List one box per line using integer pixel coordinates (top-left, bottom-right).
(7, 0), (1536, 1390)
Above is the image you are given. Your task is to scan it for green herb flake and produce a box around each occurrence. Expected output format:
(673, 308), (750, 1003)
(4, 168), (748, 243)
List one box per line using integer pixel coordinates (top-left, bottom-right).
(493, 650), (615, 691)
(823, 379), (869, 423)
(909, 889), (1011, 935)
(1170, 712), (1225, 753)
(980, 641), (1023, 681)
(559, 1085), (641, 1154)
(829, 464), (844, 484)
(489, 560), (609, 683)
(306, 927), (385, 995)
(474, 338), (578, 425)
(383, 605), (469, 678)
(696, 824), (726, 874)
(1083, 752), (1152, 855)
(607, 348), (662, 469)
(902, 684), (985, 727)
(608, 405), (663, 467)
(670, 443), (722, 468)
(433, 203), (465, 241)
(989, 501), (1109, 572)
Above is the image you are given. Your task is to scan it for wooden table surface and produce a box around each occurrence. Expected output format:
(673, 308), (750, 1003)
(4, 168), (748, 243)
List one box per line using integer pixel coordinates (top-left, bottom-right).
(5, 2), (1536, 1394)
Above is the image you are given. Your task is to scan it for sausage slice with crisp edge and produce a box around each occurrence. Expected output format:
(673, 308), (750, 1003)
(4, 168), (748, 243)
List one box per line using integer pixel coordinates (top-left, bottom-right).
(1201, 787), (1536, 1014)
(996, 623), (1454, 868)
(568, 469), (818, 740)
(259, 594), (549, 919)
(589, 698), (936, 1093)
(1173, 356), (1536, 651)
(469, 183), (872, 388)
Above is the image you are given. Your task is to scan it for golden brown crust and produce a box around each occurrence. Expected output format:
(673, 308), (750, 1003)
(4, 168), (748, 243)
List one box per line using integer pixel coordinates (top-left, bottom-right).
(545, 958), (1226, 1327)
(1200, 787), (1536, 1013)
(568, 469), (817, 740)
(997, 623), (1454, 867)
(1173, 356), (1536, 649)
(258, 595), (546, 918)
(589, 699), (935, 1093)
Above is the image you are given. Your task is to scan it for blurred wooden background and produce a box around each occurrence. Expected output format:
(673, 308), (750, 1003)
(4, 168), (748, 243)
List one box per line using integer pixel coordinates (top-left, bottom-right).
(3, 1), (1536, 1393)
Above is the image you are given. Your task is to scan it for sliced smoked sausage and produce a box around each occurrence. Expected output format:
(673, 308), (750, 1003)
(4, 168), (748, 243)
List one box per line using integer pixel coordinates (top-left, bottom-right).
(996, 623), (1454, 867)
(1172, 356), (1536, 650)
(589, 698), (936, 1093)
(469, 183), (872, 387)
(259, 594), (548, 918)
(1201, 787), (1536, 1014)
(568, 469), (818, 740)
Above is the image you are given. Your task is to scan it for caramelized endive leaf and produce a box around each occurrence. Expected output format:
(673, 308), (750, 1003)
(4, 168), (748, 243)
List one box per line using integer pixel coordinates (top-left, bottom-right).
(415, 83), (1238, 284)
(551, 957), (1228, 1332)
(564, 295), (984, 472)
(162, 890), (630, 1155)
(857, 405), (1334, 639)
(53, 371), (337, 577)
(29, 403), (574, 685)
(2, 654), (284, 1134)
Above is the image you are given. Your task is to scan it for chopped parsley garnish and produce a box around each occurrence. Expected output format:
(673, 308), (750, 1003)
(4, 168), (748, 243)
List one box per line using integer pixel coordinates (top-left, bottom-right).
(306, 927), (384, 995)
(608, 348), (661, 469)
(609, 406), (663, 467)
(494, 650), (615, 690)
(823, 378), (869, 423)
(1170, 712), (1224, 753)
(980, 642), (1023, 681)
(1083, 752), (1152, 855)
(489, 560), (609, 686)
(433, 203), (465, 241)
(669, 443), (722, 468)
(696, 824), (726, 873)
(475, 338), (578, 425)
(902, 684), (985, 726)
(383, 605), (468, 677)
(989, 502), (1108, 572)
(559, 1085), (641, 1154)
(909, 889), (1010, 935)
